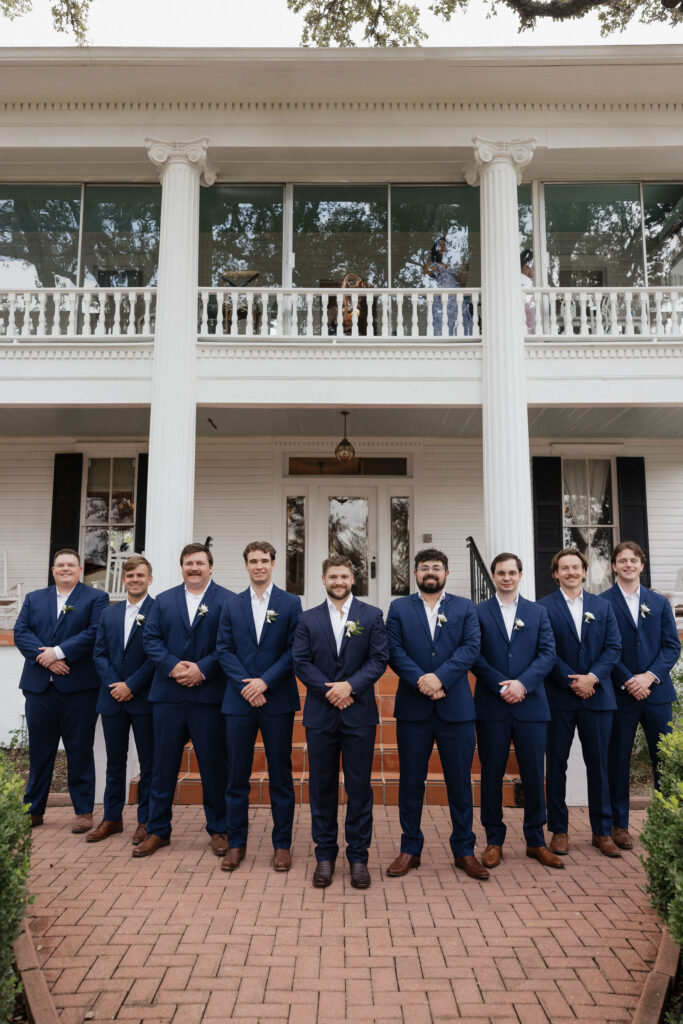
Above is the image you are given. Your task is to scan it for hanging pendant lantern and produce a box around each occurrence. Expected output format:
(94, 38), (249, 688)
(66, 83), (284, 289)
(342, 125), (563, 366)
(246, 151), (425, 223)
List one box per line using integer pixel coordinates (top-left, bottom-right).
(334, 411), (355, 464)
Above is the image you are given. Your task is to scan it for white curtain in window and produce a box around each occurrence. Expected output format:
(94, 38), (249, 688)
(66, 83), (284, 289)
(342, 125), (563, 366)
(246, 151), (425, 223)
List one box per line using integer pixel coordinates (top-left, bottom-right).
(563, 460), (588, 547)
(588, 459), (611, 524)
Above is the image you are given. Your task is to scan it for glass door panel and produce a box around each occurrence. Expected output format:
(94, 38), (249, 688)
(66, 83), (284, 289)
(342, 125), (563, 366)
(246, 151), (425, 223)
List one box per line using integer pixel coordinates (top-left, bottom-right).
(328, 496), (370, 596)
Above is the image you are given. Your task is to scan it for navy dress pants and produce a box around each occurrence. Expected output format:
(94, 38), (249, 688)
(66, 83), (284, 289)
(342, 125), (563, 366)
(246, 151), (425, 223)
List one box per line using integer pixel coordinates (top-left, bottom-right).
(24, 685), (98, 816)
(476, 717), (548, 848)
(608, 701), (673, 829)
(546, 707), (613, 837)
(101, 709), (154, 823)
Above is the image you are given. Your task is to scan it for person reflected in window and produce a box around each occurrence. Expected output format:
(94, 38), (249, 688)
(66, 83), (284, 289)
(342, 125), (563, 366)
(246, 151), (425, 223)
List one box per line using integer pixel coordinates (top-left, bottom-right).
(521, 248), (536, 335)
(423, 237), (472, 337)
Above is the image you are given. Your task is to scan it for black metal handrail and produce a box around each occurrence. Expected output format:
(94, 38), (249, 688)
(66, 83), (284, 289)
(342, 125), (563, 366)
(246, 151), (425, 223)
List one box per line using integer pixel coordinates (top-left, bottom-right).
(466, 536), (495, 605)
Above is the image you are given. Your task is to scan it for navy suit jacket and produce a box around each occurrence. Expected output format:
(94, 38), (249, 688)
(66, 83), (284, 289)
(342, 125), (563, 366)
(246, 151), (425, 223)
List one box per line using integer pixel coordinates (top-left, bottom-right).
(386, 591), (481, 723)
(292, 597), (389, 730)
(217, 585), (302, 716)
(143, 580), (234, 704)
(93, 594), (155, 716)
(474, 595), (556, 723)
(538, 588), (621, 712)
(603, 583), (680, 706)
(15, 581), (110, 695)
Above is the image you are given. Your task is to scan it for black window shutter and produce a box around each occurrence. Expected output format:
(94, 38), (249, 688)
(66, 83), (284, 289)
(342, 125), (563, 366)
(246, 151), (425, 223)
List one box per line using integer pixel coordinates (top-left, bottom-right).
(134, 453), (148, 554)
(532, 456), (563, 598)
(616, 457), (651, 588)
(48, 453), (83, 583)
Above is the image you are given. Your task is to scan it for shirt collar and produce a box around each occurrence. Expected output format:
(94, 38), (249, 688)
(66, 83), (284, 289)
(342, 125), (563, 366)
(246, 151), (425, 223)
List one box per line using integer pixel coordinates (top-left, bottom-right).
(418, 589), (446, 610)
(251, 583), (273, 603)
(185, 585), (209, 601)
(618, 584), (640, 603)
(560, 588), (583, 605)
(496, 594), (519, 612)
(126, 596), (145, 610)
(327, 595), (353, 616)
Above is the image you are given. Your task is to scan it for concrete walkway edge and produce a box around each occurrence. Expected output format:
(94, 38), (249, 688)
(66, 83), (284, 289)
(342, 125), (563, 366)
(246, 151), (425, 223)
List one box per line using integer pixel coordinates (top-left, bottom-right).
(632, 927), (681, 1024)
(14, 924), (61, 1024)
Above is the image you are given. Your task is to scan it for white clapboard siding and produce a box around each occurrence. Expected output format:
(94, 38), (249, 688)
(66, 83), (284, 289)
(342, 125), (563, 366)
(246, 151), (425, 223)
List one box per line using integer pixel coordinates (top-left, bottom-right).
(420, 442), (485, 596)
(0, 445), (54, 603)
(642, 445), (683, 594)
(194, 440), (275, 592)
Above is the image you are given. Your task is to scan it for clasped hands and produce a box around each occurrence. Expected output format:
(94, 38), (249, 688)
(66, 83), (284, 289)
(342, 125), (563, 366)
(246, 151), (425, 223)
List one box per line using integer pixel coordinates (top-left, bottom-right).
(498, 679), (526, 704)
(568, 672), (598, 699)
(623, 671), (655, 701)
(325, 680), (354, 710)
(417, 673), (445, 700)
(241, 677), (268, 708)
(170, 661), (204, 687)
(109, 681), (133, 702)
(36, 646), (69, 675)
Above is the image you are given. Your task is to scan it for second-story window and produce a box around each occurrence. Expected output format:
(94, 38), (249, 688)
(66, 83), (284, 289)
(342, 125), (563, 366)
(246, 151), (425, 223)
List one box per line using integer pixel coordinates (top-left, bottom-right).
(562, 458), (615, 593)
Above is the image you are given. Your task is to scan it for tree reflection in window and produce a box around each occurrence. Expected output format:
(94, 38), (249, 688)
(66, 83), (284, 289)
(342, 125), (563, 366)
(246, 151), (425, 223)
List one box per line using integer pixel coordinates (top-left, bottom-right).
(286, 496), (305, 596)
(391, 497), (410, 596)
(83, 457), (136, 588)
(328, 496), (368, 597)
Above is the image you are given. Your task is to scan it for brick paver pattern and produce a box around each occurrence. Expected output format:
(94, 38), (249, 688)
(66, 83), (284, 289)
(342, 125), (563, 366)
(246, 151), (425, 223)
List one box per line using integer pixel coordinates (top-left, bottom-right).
(28, 805), (659, 1024)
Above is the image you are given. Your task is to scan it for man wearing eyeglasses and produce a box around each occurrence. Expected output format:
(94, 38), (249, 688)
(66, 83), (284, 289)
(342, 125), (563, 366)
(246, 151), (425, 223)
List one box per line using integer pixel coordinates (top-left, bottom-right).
(385, 548), (486, 880)
(473, 553), (562, 870)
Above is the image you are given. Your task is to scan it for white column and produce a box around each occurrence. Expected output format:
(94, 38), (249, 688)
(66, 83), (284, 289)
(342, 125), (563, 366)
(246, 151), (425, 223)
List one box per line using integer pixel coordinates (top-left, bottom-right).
(465, 137), (537, 597)
(144, 138), (217, 593)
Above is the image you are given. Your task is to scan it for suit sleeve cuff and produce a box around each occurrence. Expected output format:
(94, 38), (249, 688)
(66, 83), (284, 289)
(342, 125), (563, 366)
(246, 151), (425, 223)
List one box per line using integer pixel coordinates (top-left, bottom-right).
(53, 645), (65, 660)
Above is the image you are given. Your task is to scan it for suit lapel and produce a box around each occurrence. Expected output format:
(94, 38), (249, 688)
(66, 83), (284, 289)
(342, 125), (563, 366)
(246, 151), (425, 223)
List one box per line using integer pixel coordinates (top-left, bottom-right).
(53, 581), (81, 639)
(175, 585), (191, 632)
(411, 591), (433, 646)
(488, 598), (510, 646)
(579, 590), (594, 642)
(125, 594), (152, 649)
(316, 601), (339, 660)
(554, 588), (581, 641)
(261, 586), (283, 647)
(240, 589), (258, 646)
(188, 581), (216, 633)
(612, 584), (639, 633)
(339, 596), (362, 658)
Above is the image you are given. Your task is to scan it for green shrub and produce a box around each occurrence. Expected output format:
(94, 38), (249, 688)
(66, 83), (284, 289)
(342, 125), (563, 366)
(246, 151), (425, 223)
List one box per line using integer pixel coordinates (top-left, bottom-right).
(631, 654), (683, 783)
(0, 751), (32, 1020)
(641, 723), (683, 946)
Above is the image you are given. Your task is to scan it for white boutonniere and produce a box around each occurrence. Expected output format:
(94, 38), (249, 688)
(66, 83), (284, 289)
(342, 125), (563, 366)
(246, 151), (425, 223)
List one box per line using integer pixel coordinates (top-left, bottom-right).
(62, 604), (75, 615)
(640, 603), (651, 619)
(345, 620), (364, 638)
(583, 611), (595, 624)
(513, 618), (524, 631)
(265, 609), (279, 624)
(436, 613), (448, 627)
(198, 604), (209, 617)
(135, 614), (145, 626)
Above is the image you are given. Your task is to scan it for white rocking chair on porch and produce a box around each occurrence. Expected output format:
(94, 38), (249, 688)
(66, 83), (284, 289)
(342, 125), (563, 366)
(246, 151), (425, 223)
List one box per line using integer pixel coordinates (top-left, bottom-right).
(0, 550), (23, 628)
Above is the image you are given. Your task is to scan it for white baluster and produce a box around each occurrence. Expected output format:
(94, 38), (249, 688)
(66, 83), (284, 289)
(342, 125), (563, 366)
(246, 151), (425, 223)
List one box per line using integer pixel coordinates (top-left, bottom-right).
(548, 291), (558, 337)
(37, 293), (47, 336)
(83, 292), (92, 337)
(67, 291), (78, 336)
(672, 292), (681, 336)
(409, 292), (417, 338)
(594, 292), (605, 334)
(144, 290), (152, 335)
(625, 292), (633, 336)
(246, 292), (254, 336)
(8, 294), (17, 337)
(425, 292), (433, 338)
(112, 292), (122, 336)
(640, 291), (649, 335)
(654, 292), (664, 335)
(305, 293), (314, 337)
(350, 291), (358, 338)
(559, 291), (569, 335)
(396, 294), (405, 338)
(609, 291), (619, 335)
(199, 290), (208, 335)
(577, 292), (587, 337)
(275, 292), (283, 336)
(261, 291), (270, 337)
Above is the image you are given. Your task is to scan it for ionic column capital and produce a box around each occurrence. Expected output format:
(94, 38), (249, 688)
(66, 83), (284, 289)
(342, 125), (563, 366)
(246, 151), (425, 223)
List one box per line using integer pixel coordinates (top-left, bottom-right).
(145, 136), (217, 187)
(464, 136), (537, 186)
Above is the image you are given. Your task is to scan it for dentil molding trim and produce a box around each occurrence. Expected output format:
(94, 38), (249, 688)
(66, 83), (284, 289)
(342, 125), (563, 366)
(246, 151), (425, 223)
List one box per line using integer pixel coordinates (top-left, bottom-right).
(0, 343), (154, 361)
(196, 343), (483, 361)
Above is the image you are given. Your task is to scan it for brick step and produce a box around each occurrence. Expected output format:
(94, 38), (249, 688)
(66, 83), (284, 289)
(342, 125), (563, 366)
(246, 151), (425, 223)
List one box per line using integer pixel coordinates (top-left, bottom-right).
(181, 741), (520, 777)
(129, 771), (521, 808)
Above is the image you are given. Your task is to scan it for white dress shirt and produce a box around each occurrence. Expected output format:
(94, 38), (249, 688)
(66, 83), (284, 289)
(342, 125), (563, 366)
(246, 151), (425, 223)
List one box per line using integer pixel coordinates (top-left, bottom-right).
(124, 599), (145, 647)
(618, 584), (641, 627)
(185, 586), (209, 624)
(53, 588), (75, 661)
(561, 588), (584, 640)
(496, 595), (519, 641)
(418, 590), (446, 640)
(251, 583), (273, 643)
(327, 594), (353, 655)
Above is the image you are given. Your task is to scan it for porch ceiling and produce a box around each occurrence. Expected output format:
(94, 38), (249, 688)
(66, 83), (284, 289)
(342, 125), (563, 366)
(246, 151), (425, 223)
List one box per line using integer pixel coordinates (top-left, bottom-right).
(1, 404), (682, 440)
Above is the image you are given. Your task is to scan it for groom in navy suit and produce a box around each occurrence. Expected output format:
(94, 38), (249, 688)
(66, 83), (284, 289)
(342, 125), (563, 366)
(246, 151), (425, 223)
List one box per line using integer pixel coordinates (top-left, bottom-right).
(385, 548), (487, 880)
(89, 556), (155, 845)
(14, 548), (109, 832)
(135, 543), (233, 857)
(539, 547), (621, 858)
(474, 552), (562, 869)
(217, 541), (302, 873)
(604, 541), (680, 850)
(293, 555), (389, 889)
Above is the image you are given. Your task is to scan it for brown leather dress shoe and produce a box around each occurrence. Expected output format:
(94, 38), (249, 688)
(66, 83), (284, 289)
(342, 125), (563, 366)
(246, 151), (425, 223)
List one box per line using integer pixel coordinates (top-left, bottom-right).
(86, 819), (123, 843)
(612, 827), (634, 850)
(221, 847), (246, 872)
(210, 833), (228, 857)
(548, 832), (569, 855)
(453, 855), (490, 880)
(132, 834), (170, 858)
(312, 860), (335, 888)
(132, 823), (148, 845)
(526, 845), (565, 869)
(71, 814), (94, 834)
(273, 849), (292, 872)
(350, 863), (371, 889)
(592, 834), (622, 858)
(481, 844), (503, 868)
(30, 814), (44, 828)
(386, 852), (421, 877)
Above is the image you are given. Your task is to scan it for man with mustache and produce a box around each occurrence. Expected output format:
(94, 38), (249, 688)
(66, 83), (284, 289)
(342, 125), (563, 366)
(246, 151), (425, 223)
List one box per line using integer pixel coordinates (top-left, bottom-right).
(385, 548), (486, 880)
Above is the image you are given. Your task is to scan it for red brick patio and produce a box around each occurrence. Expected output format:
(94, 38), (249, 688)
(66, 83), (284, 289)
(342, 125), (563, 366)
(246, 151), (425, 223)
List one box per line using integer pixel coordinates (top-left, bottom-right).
(27, 804), (659, 1024)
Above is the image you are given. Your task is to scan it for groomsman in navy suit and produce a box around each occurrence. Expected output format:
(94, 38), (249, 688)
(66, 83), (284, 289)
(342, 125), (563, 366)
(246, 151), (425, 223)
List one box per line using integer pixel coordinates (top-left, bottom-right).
(474, 553), (562, 869)
(385, 548), (487, 880)
(14, 548), (109, 832)
(217, 541), (302, 872)
(89, 556), (155, 845)
(293, 556), (389, 889)
(135, 543), (233, 858)
(604, 541), (680, 850)
(539, 547), (622, 857)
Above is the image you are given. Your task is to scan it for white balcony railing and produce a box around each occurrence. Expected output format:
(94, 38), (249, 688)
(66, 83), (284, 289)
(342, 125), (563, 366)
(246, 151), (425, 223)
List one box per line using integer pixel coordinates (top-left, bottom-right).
(526, 287), (683, 338)
(197, 287), (481, 340)
(0, 288), (156, 339)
